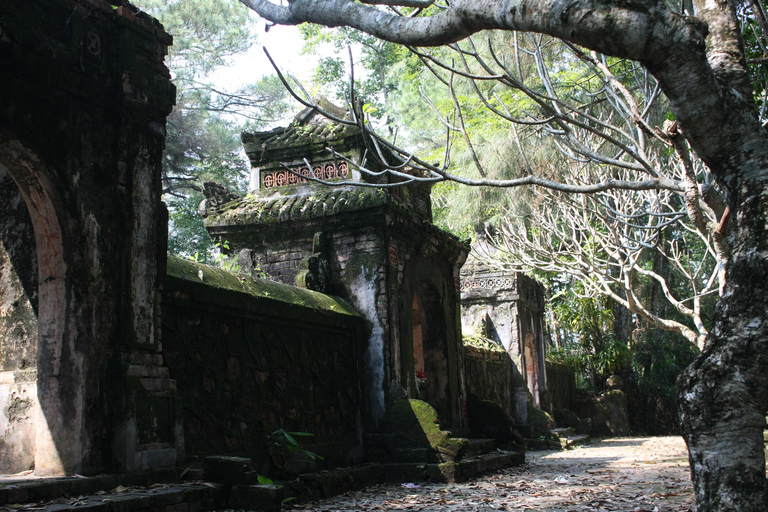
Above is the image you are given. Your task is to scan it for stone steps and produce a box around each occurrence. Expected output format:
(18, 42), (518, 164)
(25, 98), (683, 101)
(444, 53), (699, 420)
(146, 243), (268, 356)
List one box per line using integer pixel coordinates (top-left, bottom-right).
(0, 449), (524, 512)
(0, 469), (185, 506)
(549, 427), (575, 438)
(524, 429), (591, 450)
(548, 428), (590, 449)
(0, 463), (387, 512)
(366, 434), (500, 464)
(0, 478), (226, 512)
(382, 449), (525, 484)
(559, 434), (591, 449)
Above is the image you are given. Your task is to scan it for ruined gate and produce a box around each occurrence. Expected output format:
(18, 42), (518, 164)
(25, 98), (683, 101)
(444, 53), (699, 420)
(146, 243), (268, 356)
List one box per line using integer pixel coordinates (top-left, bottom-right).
(0, 0), (177, 475)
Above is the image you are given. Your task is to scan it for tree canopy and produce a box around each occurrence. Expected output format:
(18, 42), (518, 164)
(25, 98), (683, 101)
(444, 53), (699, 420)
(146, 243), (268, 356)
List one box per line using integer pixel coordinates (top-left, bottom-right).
(134, 0), (289, 261)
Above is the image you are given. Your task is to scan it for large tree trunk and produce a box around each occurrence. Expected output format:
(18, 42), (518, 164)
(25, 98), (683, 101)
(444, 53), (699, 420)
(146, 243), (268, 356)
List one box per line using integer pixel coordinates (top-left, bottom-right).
(673, 0), (768, 507)
(678, 173), (768, 511)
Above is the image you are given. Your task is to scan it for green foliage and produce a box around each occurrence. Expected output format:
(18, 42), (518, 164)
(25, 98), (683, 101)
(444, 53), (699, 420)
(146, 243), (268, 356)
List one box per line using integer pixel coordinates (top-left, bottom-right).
(546, 281), (631, 391)
(166, 195), (215, 261)
(265, 427), (323, 477)
(628, 328), (700, 434)
(300, 25), (411, 118)
(133, 0), (289, 261)
(463, 331), (506, 352)
(134, 0), (255, 75)
(256, 474), (273, 485)
(267, 428), (319, 458)
(552, 284), (615, 352)
(186, 237), (242, 273)
(738, 2), (768, 120)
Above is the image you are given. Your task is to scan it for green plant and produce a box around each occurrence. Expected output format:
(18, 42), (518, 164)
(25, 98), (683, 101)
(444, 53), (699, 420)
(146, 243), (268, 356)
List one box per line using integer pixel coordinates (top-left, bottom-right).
(265, 428), (323, 478)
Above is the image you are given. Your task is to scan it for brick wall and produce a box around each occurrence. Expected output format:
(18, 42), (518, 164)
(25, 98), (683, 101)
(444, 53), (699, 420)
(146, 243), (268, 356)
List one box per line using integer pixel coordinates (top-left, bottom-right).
(161, 257), (364, 475)
(463, 344), (516, 417)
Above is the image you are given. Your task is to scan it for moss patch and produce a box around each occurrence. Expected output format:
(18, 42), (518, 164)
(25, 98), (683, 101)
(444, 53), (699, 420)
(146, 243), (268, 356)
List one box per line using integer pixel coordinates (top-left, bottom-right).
(463, 334), (506, 353)
(379, 399), (465, 457)
(166, 255), (358, 316)
(527, 404), (555, 437)
(204, 187), (390, 227)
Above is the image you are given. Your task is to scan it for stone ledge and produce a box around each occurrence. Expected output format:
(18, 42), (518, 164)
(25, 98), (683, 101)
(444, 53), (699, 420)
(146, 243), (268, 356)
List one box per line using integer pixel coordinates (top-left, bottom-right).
(0, 453), (523, 511)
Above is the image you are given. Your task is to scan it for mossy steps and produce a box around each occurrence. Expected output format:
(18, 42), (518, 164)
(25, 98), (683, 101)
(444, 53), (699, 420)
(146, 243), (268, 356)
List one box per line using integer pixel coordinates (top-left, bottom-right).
(370, 399), (524, 483)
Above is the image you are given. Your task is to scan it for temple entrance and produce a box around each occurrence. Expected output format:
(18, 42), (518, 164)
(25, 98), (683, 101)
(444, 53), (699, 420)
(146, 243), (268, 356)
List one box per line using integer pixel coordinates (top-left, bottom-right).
(411, 282), (452, 428)
(0, 142), (75, 476)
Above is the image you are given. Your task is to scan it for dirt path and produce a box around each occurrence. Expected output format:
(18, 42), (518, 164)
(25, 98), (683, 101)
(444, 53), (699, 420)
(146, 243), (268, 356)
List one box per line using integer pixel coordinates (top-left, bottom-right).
(290, 437), (694, 512)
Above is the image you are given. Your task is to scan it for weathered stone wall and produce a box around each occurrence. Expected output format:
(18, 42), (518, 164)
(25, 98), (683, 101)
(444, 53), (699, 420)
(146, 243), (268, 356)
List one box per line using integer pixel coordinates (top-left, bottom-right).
(0, 169), (39, 473)
(239, 242), (313, 285)
(161, 257), (365, 474)
(460, 268), (548, 414)
(463, 344), (516, 417)
(386, 216), (467, 431)
(208, 186), (468, 432)
(545, 361), (576, 412)
(0, 0), (176, 474)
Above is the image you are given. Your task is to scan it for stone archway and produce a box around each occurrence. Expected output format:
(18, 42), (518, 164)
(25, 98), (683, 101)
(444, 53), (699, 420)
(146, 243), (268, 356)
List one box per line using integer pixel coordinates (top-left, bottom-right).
(0, 141), (76, 476)
(1, 0), (179, 474)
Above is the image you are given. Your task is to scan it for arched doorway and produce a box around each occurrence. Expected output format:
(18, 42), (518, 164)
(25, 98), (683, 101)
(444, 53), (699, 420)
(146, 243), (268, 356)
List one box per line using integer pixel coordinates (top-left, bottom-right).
(0, 141), (78, 476)
(411, 282), (452, 427)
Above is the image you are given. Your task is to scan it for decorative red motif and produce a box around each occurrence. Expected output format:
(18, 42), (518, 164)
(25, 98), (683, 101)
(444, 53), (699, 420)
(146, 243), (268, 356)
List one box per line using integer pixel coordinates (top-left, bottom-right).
(262, 162), (350, 188)
(389, 245), (398, 266)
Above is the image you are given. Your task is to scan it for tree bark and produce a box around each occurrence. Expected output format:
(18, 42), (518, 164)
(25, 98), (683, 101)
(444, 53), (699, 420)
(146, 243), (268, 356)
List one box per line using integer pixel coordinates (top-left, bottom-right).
(678, 171), (768, 511)
(675, 1), (768, 509)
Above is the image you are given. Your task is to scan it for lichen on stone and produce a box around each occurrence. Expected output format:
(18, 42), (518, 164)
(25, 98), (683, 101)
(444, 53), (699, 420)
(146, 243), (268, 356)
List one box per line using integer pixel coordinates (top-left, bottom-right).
(166, 255), (359, 316)
(204, 186), (391, 227)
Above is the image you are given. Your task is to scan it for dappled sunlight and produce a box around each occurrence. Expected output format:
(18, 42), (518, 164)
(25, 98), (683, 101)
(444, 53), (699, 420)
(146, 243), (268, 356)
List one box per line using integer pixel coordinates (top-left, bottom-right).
(289, 437), (695, 511)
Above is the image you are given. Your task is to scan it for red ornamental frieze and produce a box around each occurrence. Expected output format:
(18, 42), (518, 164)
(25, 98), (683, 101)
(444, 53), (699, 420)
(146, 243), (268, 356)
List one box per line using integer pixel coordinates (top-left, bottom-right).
(262, 161), (349, 188)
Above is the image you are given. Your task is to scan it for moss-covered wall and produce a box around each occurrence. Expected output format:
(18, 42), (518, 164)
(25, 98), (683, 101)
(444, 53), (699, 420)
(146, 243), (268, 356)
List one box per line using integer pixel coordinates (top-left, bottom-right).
(161, 257), (364, 472)
(207, 111), (468, 432)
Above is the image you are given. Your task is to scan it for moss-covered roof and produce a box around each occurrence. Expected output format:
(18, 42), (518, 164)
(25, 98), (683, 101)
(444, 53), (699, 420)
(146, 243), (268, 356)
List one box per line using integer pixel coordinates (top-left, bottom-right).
(242, 99), (360, 165)
(204, 186), (395, 227)
(243, 118), (356, 152)
(166, 255), (359, 317)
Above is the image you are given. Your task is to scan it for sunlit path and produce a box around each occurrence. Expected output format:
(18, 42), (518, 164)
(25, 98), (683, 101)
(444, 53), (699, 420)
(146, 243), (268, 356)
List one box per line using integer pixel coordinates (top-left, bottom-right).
(289, 437), (694, 512)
